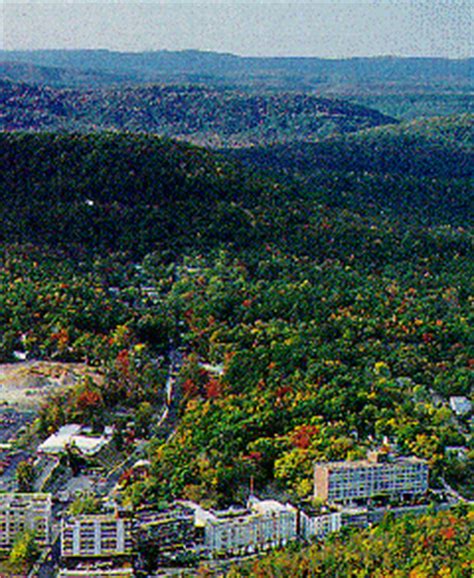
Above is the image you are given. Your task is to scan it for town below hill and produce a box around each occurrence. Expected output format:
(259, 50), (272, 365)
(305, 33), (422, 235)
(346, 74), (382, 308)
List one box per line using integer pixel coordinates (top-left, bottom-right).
(0, 49), (472, 578)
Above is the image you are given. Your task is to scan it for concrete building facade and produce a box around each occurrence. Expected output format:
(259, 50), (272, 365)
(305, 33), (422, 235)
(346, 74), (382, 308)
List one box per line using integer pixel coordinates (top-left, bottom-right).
(204, 498), (297, 556)
(61, 515), (134, 558)
(0, 493), (52, 550)
(58, 568), (134, 578)
(314, 455), (428, 503)
(298, 510), (341, 540)
(135, 504), (195, 563)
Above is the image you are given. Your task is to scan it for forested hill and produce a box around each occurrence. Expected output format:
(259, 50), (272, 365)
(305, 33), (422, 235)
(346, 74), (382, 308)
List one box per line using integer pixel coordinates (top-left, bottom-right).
(0, 80), (396, 147)
(229, 115), (473, 177)
(1, 129), (472, 260)
(0, 132), (249, 256)
(227, 115), (473, 225)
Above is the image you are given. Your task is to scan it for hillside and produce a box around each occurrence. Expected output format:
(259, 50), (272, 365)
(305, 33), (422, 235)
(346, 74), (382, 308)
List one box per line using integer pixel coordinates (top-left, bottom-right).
(0, 81), (396, 147)
(229, 114), (473, 176)
(0, 129), (472, 518)
(0, 131), (252, 255)
(1, 126), (471, 260)
(227, 114), (473, 225)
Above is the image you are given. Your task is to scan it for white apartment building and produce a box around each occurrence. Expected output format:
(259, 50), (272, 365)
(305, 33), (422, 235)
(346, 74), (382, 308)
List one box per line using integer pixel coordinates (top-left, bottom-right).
(61, 515), (134, 558)
(204, 497), (297, 556)
(298, 509), (341, 540)
(0, 493), (52, 550)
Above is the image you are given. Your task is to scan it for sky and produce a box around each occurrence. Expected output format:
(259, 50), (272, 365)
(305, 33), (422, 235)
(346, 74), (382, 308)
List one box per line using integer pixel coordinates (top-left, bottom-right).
(1, 0), (472, 58)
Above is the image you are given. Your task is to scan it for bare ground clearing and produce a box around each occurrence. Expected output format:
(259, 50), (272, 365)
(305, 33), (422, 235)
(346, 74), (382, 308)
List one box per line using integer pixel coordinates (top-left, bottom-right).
(0, 361), (103, 409)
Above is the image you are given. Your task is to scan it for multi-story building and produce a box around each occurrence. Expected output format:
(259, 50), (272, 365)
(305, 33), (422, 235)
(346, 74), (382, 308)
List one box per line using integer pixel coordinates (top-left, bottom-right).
(135, 504), (195, 563)
(0, 493), (52, 551)
(61, 515), (134, 558)
(204, 497), (297, 556)
(313, 454), (428, 503)
(298, 507), (341, 540)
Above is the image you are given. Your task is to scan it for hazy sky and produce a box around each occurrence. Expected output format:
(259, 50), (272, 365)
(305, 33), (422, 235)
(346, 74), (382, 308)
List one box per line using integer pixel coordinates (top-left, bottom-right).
(1, 1), (472, 58)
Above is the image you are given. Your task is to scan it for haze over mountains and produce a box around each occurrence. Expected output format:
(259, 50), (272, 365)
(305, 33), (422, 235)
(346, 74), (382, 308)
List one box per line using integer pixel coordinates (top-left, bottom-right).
(0, 50), (472, 87)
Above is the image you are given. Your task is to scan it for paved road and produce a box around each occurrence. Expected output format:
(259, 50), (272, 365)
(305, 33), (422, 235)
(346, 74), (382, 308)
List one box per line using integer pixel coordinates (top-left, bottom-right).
(96, 346), (183, 498)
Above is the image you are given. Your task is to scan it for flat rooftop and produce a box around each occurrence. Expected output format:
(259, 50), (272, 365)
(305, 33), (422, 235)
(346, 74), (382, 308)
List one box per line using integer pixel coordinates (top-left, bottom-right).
(315, 456), (427, 470)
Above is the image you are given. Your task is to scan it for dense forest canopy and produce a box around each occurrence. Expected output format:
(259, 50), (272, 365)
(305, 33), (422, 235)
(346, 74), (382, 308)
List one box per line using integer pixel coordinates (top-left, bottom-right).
(228, 114), (473, 226)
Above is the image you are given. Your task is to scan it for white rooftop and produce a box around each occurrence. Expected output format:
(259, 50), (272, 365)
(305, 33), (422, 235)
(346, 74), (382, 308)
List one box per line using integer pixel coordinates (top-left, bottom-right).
(177, 500), (217, 526)
(132, 459), (151, 469)
(248, 496), (296, 515)
(38, 424), (111, 456)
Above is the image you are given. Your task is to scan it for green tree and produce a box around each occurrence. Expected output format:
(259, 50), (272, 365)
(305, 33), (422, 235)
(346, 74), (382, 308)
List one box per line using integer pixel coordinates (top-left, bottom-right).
(68, 493), (102, 516)
(135, 401), (154, 438)
(16, 461), (35, 492)
(9, 530), (39, 567)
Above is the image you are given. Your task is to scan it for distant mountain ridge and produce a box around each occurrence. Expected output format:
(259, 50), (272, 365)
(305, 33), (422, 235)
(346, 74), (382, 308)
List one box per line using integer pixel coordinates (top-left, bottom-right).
(0, 50), (472, 88)
(0, 60), (134, 87)
(0, 80), (397, 147)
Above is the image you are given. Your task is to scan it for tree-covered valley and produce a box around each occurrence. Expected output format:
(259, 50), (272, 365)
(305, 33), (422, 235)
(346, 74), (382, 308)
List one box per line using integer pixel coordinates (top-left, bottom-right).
(0, 63), (472, 576)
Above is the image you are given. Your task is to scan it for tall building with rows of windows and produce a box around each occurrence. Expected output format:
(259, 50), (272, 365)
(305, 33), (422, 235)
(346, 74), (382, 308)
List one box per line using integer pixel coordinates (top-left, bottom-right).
(61, 515), (134, 558)
(314, 453), (428, 503)
(0, 493), (52, 551)
(203, 497), (298, 556)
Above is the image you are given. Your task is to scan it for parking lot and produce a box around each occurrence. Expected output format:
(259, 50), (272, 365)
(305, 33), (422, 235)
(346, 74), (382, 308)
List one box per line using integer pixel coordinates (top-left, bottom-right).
(0, 408), (35, 445)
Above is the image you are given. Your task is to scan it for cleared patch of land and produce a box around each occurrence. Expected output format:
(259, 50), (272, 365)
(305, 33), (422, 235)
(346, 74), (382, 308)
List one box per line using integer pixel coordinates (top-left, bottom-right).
(0, 362), (103, 409)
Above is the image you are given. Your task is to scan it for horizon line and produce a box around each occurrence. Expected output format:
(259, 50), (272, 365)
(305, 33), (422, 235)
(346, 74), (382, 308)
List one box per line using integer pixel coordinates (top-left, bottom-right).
(0, 48), (472, 61)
